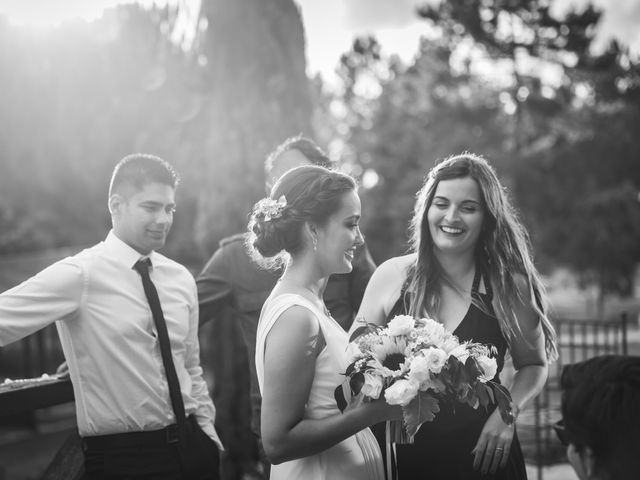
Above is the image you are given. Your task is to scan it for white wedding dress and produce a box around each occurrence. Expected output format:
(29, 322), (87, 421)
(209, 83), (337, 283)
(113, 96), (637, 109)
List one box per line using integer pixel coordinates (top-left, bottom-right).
(256, 293), (385, 480)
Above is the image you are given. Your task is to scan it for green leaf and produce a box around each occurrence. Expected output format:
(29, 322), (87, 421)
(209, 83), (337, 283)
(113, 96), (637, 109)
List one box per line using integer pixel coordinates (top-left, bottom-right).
(334, 383), (347, 413)
(403, 393), (440, 437)
(464, 356), (483, 381)
(489, 382), (515, 425)
(350, 371), (365, 396)
(486, 385), (495, 404)
(476, 382), (492, 409)
(448, 355), (470, 390)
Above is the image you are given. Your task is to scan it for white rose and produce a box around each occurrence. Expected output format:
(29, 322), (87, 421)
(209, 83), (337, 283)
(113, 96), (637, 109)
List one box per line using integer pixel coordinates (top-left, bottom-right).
(361, 371), (384, 399)
(477, 355), (498, 382)
(449, 344), (470, 364)
(440, 335), (461, 354)
(423, 347), (448, 375)
(420, 319), (447, 343)
(408, 355), (431, 383)
(386, 315), (415, 336)
(384, 379), (419, 406)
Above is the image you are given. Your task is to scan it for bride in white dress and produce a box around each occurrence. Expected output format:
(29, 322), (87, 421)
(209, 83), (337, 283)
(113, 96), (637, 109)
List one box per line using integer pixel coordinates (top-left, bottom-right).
(248, 165), (400, 480)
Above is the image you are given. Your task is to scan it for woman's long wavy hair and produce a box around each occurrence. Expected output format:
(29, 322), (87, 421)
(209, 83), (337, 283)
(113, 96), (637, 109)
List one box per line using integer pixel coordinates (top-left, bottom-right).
(405, 153), (557, 361)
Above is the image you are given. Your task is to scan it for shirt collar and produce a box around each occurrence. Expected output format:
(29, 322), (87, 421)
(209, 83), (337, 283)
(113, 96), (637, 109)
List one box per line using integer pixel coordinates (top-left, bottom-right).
(104, 230), (156, 269)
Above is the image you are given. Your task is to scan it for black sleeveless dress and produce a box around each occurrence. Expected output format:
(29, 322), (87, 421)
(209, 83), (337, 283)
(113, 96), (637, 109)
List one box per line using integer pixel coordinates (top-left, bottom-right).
(376, 269), (527, 480)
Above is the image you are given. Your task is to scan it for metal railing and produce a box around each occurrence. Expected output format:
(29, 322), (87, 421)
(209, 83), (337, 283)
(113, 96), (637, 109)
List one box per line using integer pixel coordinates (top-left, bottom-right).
(0, 313), (632, 479)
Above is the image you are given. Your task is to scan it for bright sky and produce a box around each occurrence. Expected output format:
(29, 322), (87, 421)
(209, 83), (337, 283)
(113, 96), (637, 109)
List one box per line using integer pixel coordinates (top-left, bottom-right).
(0, 0), (638, 80)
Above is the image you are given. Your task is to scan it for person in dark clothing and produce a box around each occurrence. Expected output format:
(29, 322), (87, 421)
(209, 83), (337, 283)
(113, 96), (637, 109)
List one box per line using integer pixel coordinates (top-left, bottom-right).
(352, 153), (557, 479)
(556, 355), (640, 480)
(197, 136), (376, 478)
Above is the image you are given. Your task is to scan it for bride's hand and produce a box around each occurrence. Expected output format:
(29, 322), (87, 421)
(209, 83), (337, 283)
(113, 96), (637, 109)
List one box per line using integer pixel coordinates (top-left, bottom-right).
(364, 397), (404, 423)
(471, 408), (515, 475)
(55, 361), (70, 379)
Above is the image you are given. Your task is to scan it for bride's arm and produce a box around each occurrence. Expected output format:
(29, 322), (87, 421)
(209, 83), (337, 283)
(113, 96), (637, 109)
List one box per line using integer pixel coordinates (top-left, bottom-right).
(349, 255), (413, 336)
(261, 305), (400, 464)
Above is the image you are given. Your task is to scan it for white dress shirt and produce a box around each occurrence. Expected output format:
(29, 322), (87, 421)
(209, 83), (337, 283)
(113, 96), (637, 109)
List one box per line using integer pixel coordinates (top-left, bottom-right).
(0, 231), (222, 448)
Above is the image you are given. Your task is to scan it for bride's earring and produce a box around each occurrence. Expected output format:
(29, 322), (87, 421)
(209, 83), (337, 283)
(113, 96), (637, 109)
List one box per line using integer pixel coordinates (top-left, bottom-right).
(312, 237), (318, 252)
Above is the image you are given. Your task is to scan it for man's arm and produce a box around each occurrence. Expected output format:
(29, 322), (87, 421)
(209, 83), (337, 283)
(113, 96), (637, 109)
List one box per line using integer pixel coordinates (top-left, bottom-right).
(0, 259), (82, 346)
(196, 246), (233, 327)
(348, 242), (376, 312)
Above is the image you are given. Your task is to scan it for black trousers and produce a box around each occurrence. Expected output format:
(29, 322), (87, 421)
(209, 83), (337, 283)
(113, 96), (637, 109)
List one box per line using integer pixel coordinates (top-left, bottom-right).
(82, 417), (220, 480)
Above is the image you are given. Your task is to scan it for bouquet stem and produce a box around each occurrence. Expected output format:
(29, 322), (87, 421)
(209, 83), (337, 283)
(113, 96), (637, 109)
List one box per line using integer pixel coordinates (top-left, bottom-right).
(388, 419), (414, 445)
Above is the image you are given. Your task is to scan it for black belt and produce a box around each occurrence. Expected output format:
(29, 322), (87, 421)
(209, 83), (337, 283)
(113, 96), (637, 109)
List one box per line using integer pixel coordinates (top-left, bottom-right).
(82, 415), (197, 451)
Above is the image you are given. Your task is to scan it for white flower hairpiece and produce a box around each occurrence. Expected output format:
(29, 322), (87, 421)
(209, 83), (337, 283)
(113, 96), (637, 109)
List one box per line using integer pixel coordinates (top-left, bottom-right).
(255, 195), (287, 222)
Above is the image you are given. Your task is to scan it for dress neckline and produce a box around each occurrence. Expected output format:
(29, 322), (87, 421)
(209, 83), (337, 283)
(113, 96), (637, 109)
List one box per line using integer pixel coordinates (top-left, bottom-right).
(267, 292), (343, 329)
(447, 268), (482, 335)
(390, 266), (492, 335)
(453, 268), (495, 336)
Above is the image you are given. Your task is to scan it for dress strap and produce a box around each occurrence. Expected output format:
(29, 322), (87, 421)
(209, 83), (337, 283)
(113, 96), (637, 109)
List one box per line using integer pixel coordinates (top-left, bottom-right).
(471, 267), (482, 295)
(472, 267), (493, 303)
(483, 272), (494, 302)
(388, 277), (411, 319)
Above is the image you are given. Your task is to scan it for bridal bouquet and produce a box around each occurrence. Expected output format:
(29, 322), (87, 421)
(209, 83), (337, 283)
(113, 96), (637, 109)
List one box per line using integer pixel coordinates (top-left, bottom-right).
(335, 314), (515, 443)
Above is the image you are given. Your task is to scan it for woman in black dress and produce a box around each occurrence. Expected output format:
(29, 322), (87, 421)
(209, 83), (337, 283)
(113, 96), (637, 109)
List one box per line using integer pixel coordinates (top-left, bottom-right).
(352, 154), (557, 479)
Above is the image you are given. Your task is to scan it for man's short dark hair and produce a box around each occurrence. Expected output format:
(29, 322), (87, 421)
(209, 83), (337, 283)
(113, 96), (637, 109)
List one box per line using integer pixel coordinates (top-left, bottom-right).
(109, 153), (179, 197)
(560, 355), (640, 478)
(265, 135), (331, 174)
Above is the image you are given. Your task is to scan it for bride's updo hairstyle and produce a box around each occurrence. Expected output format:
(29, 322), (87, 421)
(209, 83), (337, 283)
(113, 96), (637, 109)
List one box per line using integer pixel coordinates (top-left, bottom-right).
(247, 165), (356, 269)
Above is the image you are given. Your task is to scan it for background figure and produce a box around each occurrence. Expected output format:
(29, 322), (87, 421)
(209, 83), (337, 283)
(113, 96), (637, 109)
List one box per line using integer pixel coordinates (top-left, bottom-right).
(196, 136), (376, 479)
(0, 154), (222, 479)
(557, 355), (640, 480)
(354, 153), (557, 479)
(250, 164), (399, 480)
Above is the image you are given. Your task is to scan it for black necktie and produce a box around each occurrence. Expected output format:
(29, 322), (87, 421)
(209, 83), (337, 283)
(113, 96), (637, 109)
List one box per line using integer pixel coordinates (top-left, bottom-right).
(134, 258), (187, 428)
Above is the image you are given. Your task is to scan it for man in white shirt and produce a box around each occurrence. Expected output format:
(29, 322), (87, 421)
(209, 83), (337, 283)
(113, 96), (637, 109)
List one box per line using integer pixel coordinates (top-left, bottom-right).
(0, 154), (222, 479)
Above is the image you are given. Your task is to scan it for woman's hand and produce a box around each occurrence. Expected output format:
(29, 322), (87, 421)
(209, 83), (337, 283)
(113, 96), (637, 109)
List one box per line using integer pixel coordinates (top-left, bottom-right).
(55, 361), (70, 379)
(471, 408), (515, 475)
(364, 397), (404, 424)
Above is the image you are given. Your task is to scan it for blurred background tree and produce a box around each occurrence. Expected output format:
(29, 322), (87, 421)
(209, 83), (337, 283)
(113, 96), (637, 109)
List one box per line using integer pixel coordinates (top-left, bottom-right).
(191, 0), (312, 256)
(0, 0), (313, 266)
(324, 0), (640, 302)
(1, 0), (637, 300)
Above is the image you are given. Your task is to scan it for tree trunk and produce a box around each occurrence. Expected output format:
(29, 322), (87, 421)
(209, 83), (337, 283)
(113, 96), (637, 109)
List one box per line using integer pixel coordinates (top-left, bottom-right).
(194, 0), (312, 253)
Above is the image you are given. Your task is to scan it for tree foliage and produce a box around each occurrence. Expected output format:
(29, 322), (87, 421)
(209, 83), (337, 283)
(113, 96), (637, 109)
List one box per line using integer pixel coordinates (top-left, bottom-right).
(0, 0), (638, 296)
(0, 0), (312, 267)
(0, 5), (196, 256)
(329, 0), (640, 296)
(333, 35), (512, 259)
